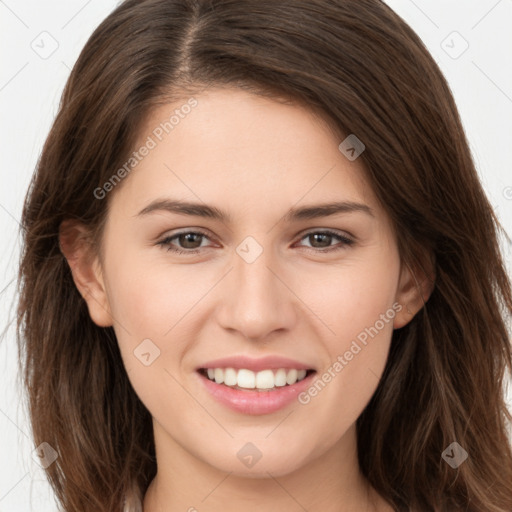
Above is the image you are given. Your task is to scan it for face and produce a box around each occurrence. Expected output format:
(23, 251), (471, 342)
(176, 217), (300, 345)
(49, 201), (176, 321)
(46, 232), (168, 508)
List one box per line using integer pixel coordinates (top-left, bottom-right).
(71, 87), (417, 478)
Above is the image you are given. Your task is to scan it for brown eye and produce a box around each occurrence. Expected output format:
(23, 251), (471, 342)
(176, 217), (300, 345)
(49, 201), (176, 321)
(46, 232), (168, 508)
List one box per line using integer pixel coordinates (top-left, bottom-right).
(177, 232), (204, 249)
(157, 230), (212, 254)
(307, 233), (333, 248)
(297, 230), (354, 252)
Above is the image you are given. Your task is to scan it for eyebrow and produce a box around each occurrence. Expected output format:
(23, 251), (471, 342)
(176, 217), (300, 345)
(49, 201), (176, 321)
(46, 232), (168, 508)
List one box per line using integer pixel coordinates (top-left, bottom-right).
(136, 198), (374, 222)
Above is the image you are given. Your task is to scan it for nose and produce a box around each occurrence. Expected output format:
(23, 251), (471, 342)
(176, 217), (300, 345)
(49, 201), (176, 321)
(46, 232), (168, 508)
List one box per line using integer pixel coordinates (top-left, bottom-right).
(215, 242), (297, 341)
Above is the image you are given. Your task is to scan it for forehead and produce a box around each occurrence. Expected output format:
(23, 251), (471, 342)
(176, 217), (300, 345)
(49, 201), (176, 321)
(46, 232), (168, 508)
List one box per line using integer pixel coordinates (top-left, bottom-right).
(108, 87), (378, 221)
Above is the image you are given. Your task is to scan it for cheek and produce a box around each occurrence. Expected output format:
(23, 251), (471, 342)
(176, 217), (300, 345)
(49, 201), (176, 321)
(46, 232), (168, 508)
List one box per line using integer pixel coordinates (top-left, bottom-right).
(104, 249), (202, 337)
(300, 253), (399, 343)
(295, 254), (399, 424)
(103, 255), (195, 412)
(101, 250), (197, 395)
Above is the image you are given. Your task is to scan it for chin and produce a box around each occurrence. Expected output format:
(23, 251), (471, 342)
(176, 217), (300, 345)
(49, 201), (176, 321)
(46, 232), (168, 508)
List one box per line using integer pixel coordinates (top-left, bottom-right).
(198, 439), (315, 478)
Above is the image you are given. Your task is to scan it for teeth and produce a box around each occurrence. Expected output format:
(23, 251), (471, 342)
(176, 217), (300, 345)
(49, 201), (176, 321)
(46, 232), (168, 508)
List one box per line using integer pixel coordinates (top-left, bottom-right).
(238, 369), (255, 388)
(286, 369), (298, 385)
(274, 368), (288, 387)
(256, 369), (274, 389)
(214, 368), (224, 384)
(203, 367), (309, 390)
(224, 367), (238, 386)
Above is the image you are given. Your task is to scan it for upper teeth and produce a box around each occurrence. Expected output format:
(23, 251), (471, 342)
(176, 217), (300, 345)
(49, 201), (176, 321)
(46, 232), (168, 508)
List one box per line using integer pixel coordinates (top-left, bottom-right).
(206, 368), (308, 389)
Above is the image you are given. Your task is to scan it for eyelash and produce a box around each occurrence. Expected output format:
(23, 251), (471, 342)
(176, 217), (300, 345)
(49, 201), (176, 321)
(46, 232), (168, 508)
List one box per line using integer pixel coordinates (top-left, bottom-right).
(156, 229), (355, 255)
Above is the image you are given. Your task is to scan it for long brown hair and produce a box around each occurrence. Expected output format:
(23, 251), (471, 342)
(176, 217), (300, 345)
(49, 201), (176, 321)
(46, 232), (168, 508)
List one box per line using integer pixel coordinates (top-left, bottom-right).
(16, 0), (512, 510)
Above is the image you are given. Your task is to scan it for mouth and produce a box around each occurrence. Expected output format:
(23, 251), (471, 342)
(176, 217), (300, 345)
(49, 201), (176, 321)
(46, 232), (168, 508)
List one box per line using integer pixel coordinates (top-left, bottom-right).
(197, 367), (317, 392)
(196, 366), (317, 415)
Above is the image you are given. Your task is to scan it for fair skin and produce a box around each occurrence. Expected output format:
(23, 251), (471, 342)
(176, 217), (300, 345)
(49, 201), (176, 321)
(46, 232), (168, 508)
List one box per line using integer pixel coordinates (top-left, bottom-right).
(60, 87), (432, 512)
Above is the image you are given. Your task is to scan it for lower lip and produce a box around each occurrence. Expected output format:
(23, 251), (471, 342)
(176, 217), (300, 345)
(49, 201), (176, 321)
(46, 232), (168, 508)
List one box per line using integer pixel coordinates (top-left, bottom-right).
(197, 370), (316, 415)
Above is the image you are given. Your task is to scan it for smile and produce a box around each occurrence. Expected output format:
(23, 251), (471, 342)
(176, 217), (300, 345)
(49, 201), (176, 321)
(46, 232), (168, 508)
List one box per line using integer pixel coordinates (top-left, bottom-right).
(199, 367), (313, 390)
(196, 367), (317, 415)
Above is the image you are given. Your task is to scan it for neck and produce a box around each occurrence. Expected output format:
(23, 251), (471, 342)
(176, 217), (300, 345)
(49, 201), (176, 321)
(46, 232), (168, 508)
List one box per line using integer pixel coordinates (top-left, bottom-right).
(142, 421), (390, 512)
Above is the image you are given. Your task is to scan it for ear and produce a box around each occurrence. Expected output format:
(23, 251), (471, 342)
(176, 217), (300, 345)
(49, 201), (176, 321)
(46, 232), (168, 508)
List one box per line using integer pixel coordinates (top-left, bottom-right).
(393, 252), (435, 329)
(59, 219), (113, 327)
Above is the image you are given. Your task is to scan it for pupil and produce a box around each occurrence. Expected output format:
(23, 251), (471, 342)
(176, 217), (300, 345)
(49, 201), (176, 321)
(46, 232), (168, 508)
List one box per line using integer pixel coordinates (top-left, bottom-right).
(180, 233), (201, 248)
(311, 233), (331, 247)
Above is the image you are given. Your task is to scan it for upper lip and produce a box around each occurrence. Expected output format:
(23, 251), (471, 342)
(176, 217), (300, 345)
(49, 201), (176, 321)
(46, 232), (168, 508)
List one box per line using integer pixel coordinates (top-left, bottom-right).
(198, 355), (316, 372)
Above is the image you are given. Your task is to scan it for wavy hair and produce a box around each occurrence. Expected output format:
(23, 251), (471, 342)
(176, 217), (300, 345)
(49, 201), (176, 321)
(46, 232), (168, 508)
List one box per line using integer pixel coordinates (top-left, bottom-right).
(16, 0), (512, 510)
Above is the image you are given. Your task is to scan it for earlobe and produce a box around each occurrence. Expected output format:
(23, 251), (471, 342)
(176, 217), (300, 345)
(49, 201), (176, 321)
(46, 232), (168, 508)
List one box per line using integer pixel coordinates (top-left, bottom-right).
(58, 220), (113, 327)
(393, 255), (435, 329)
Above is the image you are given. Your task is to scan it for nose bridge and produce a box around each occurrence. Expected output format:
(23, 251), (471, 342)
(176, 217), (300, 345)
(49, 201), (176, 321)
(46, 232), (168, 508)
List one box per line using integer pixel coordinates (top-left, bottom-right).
(216, 236), (296, 339)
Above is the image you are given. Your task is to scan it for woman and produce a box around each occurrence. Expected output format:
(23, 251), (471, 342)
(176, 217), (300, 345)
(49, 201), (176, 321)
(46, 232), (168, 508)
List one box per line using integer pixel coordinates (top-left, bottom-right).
(17, 0), (512, 510)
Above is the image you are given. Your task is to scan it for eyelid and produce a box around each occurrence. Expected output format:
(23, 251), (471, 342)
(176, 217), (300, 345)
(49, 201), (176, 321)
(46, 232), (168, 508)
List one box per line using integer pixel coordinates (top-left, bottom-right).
(157, 227), (213, 242)
(156, 228), (216, 255)
(157, 227), (353, 244)
(297, 226), (355, 240)
(156, 226), (355, 254)
(293, 228), (355, 250)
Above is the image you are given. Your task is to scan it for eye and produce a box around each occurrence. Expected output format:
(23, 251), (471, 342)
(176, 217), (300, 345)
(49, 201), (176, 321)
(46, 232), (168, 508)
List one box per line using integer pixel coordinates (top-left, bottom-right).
(156, 229), (355, 255)
(294, 230), (354, 253)
(157, 230), (212, 255)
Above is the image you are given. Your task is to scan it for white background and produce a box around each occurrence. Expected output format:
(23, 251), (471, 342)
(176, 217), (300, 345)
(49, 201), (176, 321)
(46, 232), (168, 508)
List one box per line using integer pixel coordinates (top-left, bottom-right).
(1, 1), (511, 510)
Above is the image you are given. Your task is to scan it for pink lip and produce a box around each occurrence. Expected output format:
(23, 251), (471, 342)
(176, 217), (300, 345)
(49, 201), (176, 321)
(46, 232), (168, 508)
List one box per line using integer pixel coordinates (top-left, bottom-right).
(197, 355), (315, 372)
(196, 370), (316, 415)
